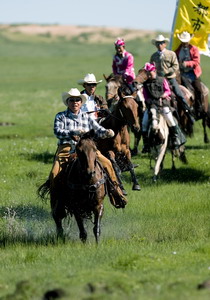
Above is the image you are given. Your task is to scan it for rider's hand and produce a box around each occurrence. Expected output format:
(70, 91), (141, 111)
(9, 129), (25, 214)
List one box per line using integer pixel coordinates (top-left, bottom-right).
(159, 71), (165, 77)
(73, 129), (86, 136)
(105, 129), (115, 138)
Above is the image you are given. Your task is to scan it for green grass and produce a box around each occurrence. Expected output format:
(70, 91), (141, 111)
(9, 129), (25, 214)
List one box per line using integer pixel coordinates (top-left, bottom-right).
(0, 28), (210, 300)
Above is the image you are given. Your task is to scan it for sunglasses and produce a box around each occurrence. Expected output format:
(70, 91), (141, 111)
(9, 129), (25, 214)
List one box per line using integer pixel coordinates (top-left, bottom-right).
(86, 83), (97, 87)
(156, 41), (165, 45)
(68, 97), (81, 102)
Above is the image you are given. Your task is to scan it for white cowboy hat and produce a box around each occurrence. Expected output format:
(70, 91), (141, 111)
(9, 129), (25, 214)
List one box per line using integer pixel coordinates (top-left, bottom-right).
(77, 73), (102, 85)
(177, 31), (194, 43)
(152, 34), (170, 45)
(62, 88), (87, 106)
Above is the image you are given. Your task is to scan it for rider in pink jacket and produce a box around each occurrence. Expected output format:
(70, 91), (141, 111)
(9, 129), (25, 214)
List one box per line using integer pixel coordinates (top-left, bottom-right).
(112, 38), (136, 93)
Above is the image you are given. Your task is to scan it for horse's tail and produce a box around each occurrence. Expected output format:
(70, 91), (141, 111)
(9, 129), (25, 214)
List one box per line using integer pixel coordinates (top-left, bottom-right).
(37, 179), (50, 200)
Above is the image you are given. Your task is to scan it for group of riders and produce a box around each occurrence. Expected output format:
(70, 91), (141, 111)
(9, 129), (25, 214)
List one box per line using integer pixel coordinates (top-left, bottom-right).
(47, 31), (205, 210)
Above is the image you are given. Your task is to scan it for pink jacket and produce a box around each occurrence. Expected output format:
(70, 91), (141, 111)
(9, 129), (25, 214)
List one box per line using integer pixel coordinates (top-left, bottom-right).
(112, 50), (135, 84)
(175, 44), (202, 78)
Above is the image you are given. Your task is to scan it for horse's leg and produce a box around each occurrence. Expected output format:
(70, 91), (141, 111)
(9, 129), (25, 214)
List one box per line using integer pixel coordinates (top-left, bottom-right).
(52, 213), (64, 238)
(153, 137), (168, 182)
(50, 190), (65, 239)
(202, 115), (209, 143)
(131, 130), (141, 156)
(93, 203), (104, 243)
(74, 212), (87, 243)
(171, 150), (176, 171)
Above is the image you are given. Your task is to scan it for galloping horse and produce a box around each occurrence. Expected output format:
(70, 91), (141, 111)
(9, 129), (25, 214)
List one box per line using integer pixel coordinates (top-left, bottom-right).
(134, 68), (195, 153)
(38, 130), (107, 243)
(98, 74), (141, 191)
(176, 72), (210, 143)
(135, 68), (187, 181)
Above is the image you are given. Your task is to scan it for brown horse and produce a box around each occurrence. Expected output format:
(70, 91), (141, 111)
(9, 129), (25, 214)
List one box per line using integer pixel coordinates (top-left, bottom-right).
(38, 130), (106, 243)
(98, 74), (141, 191)
(176, 72), (210, 143)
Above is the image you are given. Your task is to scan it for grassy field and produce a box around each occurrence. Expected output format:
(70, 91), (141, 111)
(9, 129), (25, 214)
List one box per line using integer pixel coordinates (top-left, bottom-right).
(0, 27), (210, 300)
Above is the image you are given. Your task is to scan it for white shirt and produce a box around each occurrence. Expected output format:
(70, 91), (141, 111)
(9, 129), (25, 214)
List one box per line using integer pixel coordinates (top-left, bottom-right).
(81, 94), (98, 120)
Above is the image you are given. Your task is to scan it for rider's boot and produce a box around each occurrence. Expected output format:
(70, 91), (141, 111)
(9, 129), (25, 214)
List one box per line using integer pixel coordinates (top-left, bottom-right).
(181, 98), (195, 124)
(169, 125), (181, 149)
(141, 132), (150, 153)
(107, 180), (127, 209)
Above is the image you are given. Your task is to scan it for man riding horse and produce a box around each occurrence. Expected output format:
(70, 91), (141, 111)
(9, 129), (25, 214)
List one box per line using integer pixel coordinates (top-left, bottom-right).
(50, 88), (127, 211)
(175, 31), (206, 119)
(78, 73), (108, 120)
(150, 34), (194, 125)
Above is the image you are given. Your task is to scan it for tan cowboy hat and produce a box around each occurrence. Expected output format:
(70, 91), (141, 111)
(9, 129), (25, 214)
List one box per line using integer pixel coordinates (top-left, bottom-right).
(77, 73), (102, 85)
(62, 88), (87, 106)
(177, 31), (194, 43)
(152, 34), (170, 45)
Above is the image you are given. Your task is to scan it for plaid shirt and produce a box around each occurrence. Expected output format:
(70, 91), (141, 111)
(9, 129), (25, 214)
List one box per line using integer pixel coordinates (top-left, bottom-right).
(54, 108), (109, 145)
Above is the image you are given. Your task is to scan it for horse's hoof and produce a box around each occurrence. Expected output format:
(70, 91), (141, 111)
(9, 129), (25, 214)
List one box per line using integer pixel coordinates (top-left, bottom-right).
(131, 149), (139, 156)
(152, 176), (158, 182)
(132, 184), (141, 191)
(122, 189), (128, 196)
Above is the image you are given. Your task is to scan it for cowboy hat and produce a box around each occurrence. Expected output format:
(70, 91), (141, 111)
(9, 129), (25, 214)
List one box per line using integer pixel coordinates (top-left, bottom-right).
(62, 88), (87, 106)
(152, 34), (170, 45)
(77, 73), (102, 85)
(177, 31), (194, 43)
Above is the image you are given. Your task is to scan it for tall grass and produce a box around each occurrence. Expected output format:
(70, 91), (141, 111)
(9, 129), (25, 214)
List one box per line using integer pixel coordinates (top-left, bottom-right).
(0, 28), (210, 300)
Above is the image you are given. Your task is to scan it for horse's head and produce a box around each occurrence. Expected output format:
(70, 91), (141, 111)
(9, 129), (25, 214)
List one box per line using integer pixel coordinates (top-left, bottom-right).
(76, 130), (98, 180)
(105, 74), (122, 101)
(135, 68), (149, 84)
(118, 97), (140, 133)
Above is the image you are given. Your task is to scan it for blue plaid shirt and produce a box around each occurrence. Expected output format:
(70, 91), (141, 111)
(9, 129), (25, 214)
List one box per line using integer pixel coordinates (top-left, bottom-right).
(54, 108), (109, 145)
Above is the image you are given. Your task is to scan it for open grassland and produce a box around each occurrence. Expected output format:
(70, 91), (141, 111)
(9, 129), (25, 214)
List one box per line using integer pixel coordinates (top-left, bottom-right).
(0, 26), (210, 300)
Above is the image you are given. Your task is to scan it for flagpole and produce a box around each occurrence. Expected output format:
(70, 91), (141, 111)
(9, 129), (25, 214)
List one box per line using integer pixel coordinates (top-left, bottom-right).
(169, 0), (180, 50)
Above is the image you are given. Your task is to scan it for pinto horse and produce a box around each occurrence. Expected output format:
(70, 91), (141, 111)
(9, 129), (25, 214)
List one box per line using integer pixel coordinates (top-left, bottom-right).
(98, 74), (141, 191)
(38, 130), (106, 243)
(134, 68), (195, 153)
(135, 68), (187, 181)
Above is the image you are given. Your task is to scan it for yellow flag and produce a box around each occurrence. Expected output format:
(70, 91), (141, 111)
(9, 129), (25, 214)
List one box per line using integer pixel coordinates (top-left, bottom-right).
(170, 0), (210, 55)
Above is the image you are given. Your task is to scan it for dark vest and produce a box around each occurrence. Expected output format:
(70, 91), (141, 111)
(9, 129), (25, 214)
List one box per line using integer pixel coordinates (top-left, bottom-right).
(144, 77), (164, 99)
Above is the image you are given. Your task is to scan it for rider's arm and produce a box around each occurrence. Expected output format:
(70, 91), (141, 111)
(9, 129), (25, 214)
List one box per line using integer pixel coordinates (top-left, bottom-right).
(162, 79), (171, 99)
(165, 52), (179, 77)
(182, 45), (200, 69)
(112, 55), (118, 75)
(89, 117), (114, 138)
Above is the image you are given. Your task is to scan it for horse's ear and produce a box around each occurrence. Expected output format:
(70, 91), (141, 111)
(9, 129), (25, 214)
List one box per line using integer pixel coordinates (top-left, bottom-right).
(89, 129), (95, 139)
(103, 74), (108, 82)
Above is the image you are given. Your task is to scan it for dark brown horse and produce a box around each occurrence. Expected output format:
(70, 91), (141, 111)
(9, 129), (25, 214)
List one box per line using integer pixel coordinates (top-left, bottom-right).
(38, 130), (106, 243)
(98, 74), (141, 191)
(176, 72), (210, 143)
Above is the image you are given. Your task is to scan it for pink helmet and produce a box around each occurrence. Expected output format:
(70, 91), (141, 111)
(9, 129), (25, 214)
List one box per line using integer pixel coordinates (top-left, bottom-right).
(114, 38), (125, 47)
(144, 62), (156, 72)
